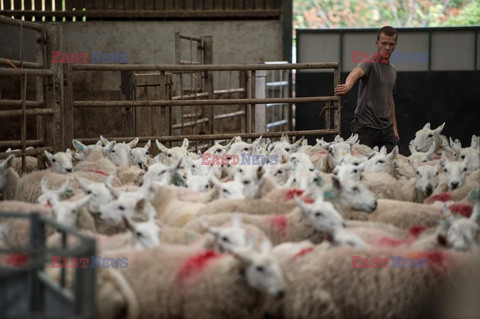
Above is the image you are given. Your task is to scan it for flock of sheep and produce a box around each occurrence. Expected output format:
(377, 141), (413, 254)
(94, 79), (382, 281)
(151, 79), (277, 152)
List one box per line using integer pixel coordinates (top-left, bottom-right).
(1, 121), (480, 319)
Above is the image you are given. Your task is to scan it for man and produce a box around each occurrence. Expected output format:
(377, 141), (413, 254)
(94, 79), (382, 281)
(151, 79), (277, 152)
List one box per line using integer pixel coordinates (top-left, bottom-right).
(334, 26), (399, 152)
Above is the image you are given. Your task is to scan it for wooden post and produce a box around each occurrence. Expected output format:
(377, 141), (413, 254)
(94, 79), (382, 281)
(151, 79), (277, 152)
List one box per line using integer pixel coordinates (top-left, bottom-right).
(254, 70), (267, 133)
(63, 64), (74, 149)
(120, 71), (135, 137)
(333, 65), (341, 133)
(203, 36), (214, 137)
(44, 23), (62, 151)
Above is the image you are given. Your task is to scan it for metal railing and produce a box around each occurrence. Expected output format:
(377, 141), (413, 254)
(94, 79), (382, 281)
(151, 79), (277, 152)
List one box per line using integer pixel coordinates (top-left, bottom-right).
(0, 212), (96, 318)
(66, 62), (342, 150)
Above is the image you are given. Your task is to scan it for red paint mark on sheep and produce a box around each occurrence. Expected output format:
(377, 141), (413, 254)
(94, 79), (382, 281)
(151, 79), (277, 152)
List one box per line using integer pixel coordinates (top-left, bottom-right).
(86, 168), (110, 177)
(176, 250), (223, 285)
(291, 247), (314, 260)
(283, 189), (304, 201)
(303, 197), (315, 204)
(424, 192), (453, 204)
(377, 237), (414, 247)
(448, 203), (472, 218)
(269, 215), (288, 237)
(406, 251), (449, 270)
(408, 225), (428, 238)
(4, 253), (29, 267)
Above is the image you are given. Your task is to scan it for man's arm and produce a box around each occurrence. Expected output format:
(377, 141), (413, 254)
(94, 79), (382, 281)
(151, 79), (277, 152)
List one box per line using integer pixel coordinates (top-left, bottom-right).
(334, 67), (365, 95)
(391, 96), (399, 140)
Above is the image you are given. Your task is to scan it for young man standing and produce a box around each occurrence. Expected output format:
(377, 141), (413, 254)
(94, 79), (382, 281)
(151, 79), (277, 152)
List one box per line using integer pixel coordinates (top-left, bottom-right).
(334, 26), (399, 152)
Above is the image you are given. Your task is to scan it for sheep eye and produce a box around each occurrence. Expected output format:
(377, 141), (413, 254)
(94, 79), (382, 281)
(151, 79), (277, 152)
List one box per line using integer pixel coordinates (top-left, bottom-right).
(256, 265), (265, 272)
(428, 134), (433, 138)
(243, 148), (249, 152)
(243, 181), (250, 185)
(192, 165), (197, 168)
(353, 169), (358, 173)
(52, 158), (56, 162)
(377, 160), (385, 164)
(293, 178), (297, 183)
(216, 149), (222, 153)
(136, 232), (143, 237)
(353, 162), (360, 166)
(221, 236), (229, 242)
(277, 170), (283, 174)
(463, 167), (467, 172)
(352, 186), (359, 192)
(313, 178), (318, 183)
(159, 170), (166, 175)
(461, 155), (465, 160)
(309, 168), (314, 172)
(239, 169), (243, 173)
(167, 154), (172, 157)
(111, 150), (115, 153)
(205, 185), (209, 189)
(314, 212), (322, 217)
(416, 171), (420, 175)
(86, 190), (92, 194)
(118, 205), (125, 211)
(285, 148), (290, 152)
(222, 189), (229, 193)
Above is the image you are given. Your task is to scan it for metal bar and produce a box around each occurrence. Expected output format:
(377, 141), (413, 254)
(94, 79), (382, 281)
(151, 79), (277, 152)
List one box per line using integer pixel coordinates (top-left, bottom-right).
(21, 74), (27, 171)
(0, 139), (46, 149)
(72, 62), (340, 72)
(29, 213), (45, 312)
(171, 88), (245, 100)
(266, 81), (288, 87)
(74, 96), (339, 107)
(0, 58), (44, 69)
(0, 68), (54, 76)
(179, 60), (202, 65)
(2, 9), (282, 18)
(0, 108), (54, 117)
(172, 118), (209, 129)
(37, 271), (74, 304)
(77, 129), (339, 144)
(214, 110), (245, 120)
(266, 119), (288, 128)
(0, 99), (44, 107)
(266, 103), (288, 107)
(177, 33), (203, 41)
(0, 13), (43, 30)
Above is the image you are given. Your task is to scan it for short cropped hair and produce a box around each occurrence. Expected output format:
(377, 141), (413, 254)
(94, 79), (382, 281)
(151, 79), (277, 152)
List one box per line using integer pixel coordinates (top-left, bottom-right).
(377, 26), (398, 42)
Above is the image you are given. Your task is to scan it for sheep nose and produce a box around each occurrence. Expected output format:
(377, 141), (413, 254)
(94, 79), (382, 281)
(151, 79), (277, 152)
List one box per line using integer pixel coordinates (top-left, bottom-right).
(425, 185), (433, 195)
(65, 168), (72, 173)
(276, 290), (285, 300)
(450, 181), (459, 189)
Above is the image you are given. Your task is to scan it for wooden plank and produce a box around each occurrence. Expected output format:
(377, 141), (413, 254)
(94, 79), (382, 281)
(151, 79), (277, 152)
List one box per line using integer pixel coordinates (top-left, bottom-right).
(164, 0), (174, 10)
(213, 0), (224, 10)
(203, 36), (214, 136)
(120, 71), (135, 138)
(184, 0), (194, 10)
(63, 64), (74, 149)
(203, 0), (213, 10)
(224, 0), (233, 10)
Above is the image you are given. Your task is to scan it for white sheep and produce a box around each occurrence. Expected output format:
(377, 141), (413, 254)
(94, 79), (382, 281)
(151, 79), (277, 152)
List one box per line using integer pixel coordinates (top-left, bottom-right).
(44, 149), (74, 174)
(0, 155), (19, 200)
(411, 122), (446, 153)
(101, 136), (139, 166)
(37, 176), (75, 206)
(130, 140), (152, 167)
(100, 242), (286, 318)
(264, 245), (480, 319)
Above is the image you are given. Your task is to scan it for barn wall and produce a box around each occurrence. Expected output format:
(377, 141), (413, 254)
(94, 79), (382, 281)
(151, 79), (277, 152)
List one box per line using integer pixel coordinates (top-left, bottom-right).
(296, 27), (480, 154)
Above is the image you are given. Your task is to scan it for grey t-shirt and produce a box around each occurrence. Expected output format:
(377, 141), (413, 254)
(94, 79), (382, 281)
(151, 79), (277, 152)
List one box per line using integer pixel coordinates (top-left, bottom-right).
(354, 58), (397, 129)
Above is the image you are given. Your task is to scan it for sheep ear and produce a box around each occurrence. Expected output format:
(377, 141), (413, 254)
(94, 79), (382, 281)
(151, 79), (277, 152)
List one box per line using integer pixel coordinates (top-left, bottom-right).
(470, 202), (480, 222)
(128, 137), (139, 148)
(100, 135), (110, 145)
(75, 195), (92, 209)
(423, 123), (431, 130)
(74, 176), (89, 192)
(181, 138), (189, 149)
(104, 175), (114, 186)
(260, 239), (272, 254)
(156, 140), (167, 153)
(135, 198), (146, 212)
(123, 216), (135, 232)
(40, 176), (49, 192)
(72, 139), (86, 151)
(106, 183), (120, 199)
(44, 150), (54, 163)
(58, 179), (72, 196)
(389, 146), (399, 159)
(294, 195), (309, 213)
(230, 247), (254, 265)
(144, 140), (152, 151)
(433, 122), (445, 134)
(331, 175), (342, 191)
(104, 141), (116, 154)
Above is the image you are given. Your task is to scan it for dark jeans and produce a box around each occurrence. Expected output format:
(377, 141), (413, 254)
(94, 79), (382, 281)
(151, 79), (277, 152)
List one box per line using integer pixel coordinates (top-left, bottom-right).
(350, 118), (398, 153)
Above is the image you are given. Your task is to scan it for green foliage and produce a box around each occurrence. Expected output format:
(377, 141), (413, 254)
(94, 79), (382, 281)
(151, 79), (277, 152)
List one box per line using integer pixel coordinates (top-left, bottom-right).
(293, 0), (480, 29)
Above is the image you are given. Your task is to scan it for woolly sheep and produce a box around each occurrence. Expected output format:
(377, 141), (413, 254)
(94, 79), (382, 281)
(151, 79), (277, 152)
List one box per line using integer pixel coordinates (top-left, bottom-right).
(0, 155), (19, 200)
(44, 149), (74, 174)
(101, 243), (286, 318)
(411, 122), (446, 153)
(264, 245), (480, 319)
